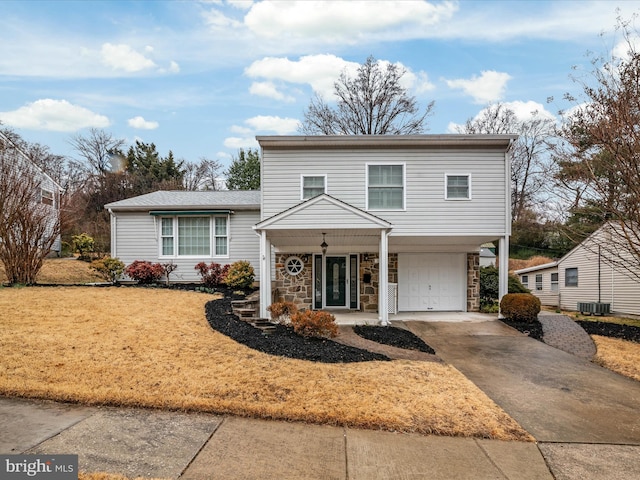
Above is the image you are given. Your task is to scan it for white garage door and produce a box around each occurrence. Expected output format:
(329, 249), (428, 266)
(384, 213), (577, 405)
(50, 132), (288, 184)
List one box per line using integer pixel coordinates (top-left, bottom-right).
(398, 253), (465, 311)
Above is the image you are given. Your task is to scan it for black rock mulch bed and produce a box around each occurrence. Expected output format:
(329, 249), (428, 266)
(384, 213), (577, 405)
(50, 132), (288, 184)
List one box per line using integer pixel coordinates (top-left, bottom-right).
(353, 325), (436, 354)
(499, 318), (544, 341)
(576, 320), (640, 343)
(205, 290), (390, 363)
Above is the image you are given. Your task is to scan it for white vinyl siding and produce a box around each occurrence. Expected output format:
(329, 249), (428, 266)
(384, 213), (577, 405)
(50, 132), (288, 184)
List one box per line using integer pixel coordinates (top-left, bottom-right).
(367, 164), (404, 210)
(261, 148), (508, 236)
(516, 265), (559, 307)
(445, 174), (471, 200)
(110, 210), (261, 283)
(301, 175), (326, 200)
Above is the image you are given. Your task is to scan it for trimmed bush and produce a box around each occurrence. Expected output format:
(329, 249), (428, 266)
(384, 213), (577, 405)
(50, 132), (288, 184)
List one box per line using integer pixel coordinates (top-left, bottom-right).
(225, 260), (255, 289)
(500, 293), (541, 323)
(72, 233), (95, 261)
(90, 256), (125, 283)
(125, 260), (164, 284)
(267, 301), (298, 324)
(290, 310), (338, 338)
(195, 262), (229, 288)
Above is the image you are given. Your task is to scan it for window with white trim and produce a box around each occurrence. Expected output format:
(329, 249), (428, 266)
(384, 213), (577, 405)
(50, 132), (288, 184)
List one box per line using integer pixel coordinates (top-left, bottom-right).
(367, 164), (404, 210)
(445, 174), (471, 200)
(301, 175), (326, 200)
(41, 188), (54, 206)
(159, 216), (228, 258)
(521, 275), (528, 287)
(535, 274), (543, 291)
(551, 273), (559, 292)
(565, 267), (578, 287)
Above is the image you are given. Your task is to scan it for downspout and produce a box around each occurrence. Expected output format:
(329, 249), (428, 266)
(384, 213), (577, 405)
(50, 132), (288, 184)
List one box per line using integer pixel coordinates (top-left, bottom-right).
(108, 208), (116, 257)
(598, 245), (601, 303)
(379, 229), (390, 326)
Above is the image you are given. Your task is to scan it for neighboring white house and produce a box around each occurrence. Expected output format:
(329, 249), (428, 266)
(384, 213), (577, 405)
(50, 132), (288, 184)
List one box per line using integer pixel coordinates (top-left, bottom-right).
(480, 243), (497, 267)
(105, 190), (261, 282)
(514, 261), (559, 307)
(254, 135), (515, 324)
(0, 131), (62, 255)
(515, 222), (640, 316)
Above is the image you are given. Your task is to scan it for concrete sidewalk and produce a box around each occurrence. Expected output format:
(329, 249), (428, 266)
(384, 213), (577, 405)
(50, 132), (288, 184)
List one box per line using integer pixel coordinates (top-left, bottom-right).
(1, 396), (552, 480)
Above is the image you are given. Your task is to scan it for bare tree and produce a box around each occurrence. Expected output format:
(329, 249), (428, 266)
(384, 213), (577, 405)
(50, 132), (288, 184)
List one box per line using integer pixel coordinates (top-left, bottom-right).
(553, 17), (640, 280)
(183, 157), (224, 191)
(457, 103), (554, 222)
(69, 128), (125, 175)
(300, 56), (434, 135)
(0, 133), (60, 284)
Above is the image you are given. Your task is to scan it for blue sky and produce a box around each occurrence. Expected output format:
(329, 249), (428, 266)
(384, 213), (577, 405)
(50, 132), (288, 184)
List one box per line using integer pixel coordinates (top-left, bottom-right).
(1, 0), (639, 171)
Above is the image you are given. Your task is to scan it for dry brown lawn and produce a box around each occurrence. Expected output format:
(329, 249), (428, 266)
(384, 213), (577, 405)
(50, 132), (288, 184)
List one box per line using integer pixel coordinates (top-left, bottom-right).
(0, 257), (104, 284)
(79, 474), (167, 480)
(0, 287), (532, 441)
(592, 335), (640, 382)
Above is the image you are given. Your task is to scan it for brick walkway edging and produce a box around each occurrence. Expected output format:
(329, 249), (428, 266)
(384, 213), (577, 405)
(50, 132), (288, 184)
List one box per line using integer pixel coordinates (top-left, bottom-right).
(537, 314), (597, 360)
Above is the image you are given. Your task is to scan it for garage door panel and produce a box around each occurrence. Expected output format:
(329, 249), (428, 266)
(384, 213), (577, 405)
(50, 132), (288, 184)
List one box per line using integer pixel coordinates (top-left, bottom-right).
(398, 253), (464, 311)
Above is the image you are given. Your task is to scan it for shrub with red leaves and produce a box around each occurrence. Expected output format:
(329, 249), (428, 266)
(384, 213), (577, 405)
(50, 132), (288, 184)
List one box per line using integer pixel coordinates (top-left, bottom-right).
(124, 260), (165, 284)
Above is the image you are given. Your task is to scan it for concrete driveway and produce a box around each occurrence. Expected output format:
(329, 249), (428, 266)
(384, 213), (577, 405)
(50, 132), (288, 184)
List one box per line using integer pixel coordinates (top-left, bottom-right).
(404, 319), (640, 443)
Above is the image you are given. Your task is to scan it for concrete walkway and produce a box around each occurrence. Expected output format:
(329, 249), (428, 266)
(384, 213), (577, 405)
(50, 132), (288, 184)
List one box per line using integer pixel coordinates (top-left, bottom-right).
(2, 396), (552, 480)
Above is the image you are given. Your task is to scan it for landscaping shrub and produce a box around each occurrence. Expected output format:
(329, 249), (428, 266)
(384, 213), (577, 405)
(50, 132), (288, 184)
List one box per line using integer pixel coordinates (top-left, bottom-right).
(195, 262), (229, 288)
(72, 233), (95, 261)
(161, 262), (178, 285)
(290, 310), (338, 338)
(500, 293), (541, 323)
(480, 266), (529, 312)
(90, 256), (125, 283)
(225, 260), (255, 289)
(268, 301), (299, 324)
(125, 260), (164, 284)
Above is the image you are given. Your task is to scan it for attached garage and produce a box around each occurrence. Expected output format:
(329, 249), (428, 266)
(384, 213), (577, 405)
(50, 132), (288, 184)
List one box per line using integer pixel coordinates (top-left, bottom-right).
(398, 253), (466, 312)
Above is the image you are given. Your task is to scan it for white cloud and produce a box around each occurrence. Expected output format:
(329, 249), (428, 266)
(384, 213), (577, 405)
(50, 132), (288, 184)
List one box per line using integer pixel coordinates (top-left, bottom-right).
(223, 136), (259, 149)
(249, 81), (295, 102)
(169, 61), (180, 73)
(244, 0), (457, 44)
(128, 116), (159, 130)
(245, 115), (300, 134)
(0, 99), (109, 132)
(446, 71), (512, 104)
(101, 43), (156, 72)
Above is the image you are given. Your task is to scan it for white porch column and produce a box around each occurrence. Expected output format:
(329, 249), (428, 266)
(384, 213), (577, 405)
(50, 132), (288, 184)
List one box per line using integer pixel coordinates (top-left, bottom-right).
(259, 230), (272, 318)
(379, 230), (389, 325)
(498, 235), (509, 317)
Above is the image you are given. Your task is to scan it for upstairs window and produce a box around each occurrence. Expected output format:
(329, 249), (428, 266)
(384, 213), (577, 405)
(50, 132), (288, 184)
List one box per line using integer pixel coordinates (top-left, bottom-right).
(565, 268), (578, 287)
(41, 188), (54, 206)
(445, 174), (471, 200)
(367, 164), (404, 210)
(302, 175), (326, 200)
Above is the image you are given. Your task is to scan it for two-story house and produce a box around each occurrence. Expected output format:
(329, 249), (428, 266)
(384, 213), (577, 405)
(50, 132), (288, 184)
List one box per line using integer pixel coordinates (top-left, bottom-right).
(254, 135), (514, 324)
(106, 135), (514, 325)
(0, 131), (62, 256)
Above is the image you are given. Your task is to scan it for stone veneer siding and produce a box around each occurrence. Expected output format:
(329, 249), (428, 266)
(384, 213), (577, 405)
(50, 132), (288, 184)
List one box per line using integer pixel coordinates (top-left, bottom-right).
(273, 252), (398, 313)
(467, 252), (480, 312)
(273, 252), (478, 312)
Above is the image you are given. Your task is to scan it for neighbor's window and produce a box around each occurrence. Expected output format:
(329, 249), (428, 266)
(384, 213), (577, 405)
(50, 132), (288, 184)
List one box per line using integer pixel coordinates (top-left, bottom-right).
(521, 275), (528, 287)
(565, 268), (578, 287)
(445, 174), (471, 200)
(535, 274), (543, 291)
(160, 216), (229, 258)
(41, 188), (54, 206)
(551, 272), (559, 292)
(302, 175), (326, 200)
(368, 164), (404, 210)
